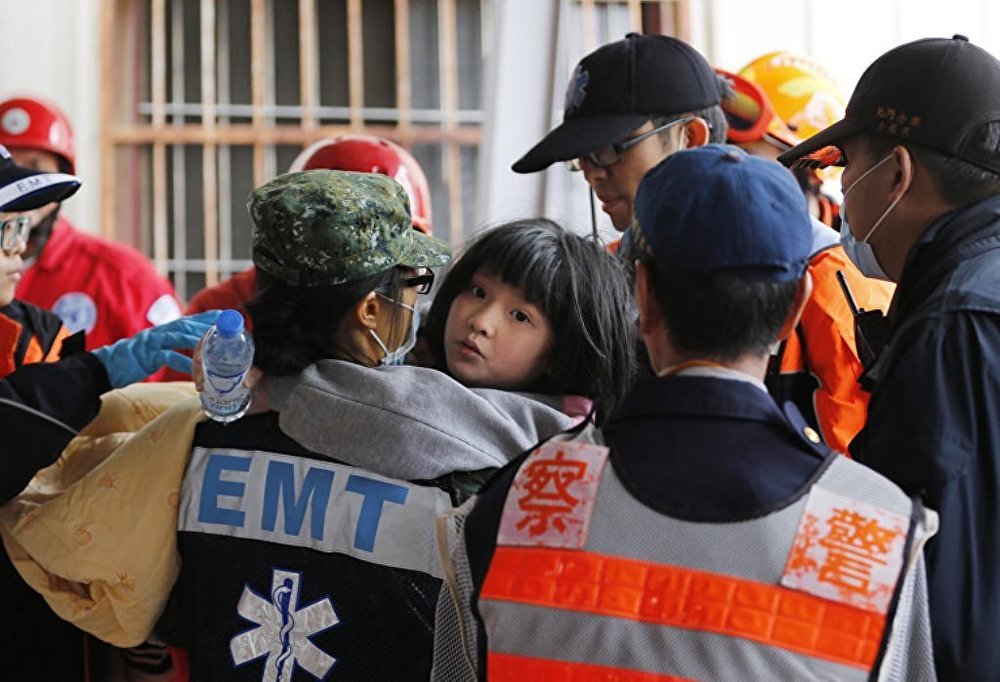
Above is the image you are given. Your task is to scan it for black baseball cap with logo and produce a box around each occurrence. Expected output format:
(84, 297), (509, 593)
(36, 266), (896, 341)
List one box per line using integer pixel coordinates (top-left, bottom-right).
(779, 35), (1000, 173)
(512, 33), (722, 174)
(0, 144), (81, 212)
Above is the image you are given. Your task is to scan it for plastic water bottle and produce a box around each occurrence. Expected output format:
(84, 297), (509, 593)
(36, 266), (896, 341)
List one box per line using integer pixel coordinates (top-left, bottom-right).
(200, 309), (255, 422)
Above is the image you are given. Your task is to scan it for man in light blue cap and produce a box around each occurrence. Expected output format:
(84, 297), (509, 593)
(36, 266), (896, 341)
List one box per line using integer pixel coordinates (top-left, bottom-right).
(435, 144), (936, 681)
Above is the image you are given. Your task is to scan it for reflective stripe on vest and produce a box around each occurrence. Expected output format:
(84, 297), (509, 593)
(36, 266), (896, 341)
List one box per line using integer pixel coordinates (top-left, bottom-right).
(179, 447), (452, 577)
(489, 653), (694, 681)
(483, 547), (885, 671)
(480, 426), (917, 681)
(0, 310), (68, 377)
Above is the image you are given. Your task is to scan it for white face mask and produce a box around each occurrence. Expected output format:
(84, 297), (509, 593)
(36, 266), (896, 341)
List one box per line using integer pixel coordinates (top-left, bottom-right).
(370, 296), (420, 366)
(839, 153), (905, 282)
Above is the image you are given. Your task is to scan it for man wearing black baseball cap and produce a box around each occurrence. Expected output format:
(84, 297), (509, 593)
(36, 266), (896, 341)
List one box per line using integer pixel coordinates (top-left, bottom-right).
(781, 35), (1000, 679)
(512, 32), (727, 232)
(515, 34), (893, 468)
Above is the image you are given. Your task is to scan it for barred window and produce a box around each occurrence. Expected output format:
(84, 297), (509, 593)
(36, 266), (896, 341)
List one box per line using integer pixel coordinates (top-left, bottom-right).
(101, 0), (485, 300)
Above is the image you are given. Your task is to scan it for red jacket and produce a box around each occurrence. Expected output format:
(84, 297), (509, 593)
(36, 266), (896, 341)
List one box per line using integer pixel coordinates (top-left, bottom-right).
(16, 218), (181, 350)
(158, 267), (260, 382)
(184, 265), (259, 327)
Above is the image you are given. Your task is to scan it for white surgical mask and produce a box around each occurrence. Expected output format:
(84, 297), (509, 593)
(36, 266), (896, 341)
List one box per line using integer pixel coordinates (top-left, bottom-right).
(370, 296), (420, 366)
(839, 153), (905, 282)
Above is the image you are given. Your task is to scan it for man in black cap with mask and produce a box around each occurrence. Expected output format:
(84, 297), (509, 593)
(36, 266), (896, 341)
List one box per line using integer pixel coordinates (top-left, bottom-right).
(780, 35), (1000, 679)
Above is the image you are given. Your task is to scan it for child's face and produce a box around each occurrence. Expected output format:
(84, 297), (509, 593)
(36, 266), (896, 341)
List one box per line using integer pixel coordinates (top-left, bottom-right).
(0, 213), (28, 307)
(444, 269), (554, 390)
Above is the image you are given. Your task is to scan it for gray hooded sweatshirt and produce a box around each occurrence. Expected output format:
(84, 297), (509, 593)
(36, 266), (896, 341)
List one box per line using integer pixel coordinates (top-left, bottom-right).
(266, 360), (576, 481)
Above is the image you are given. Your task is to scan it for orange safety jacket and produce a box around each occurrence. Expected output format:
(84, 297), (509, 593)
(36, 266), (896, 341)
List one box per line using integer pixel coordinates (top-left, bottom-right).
(0, 300), (72, 378)
(769, 244), (894, 454)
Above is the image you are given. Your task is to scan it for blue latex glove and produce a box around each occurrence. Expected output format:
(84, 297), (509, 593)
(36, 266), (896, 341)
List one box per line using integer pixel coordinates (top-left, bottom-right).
(92, 311), (222, 387)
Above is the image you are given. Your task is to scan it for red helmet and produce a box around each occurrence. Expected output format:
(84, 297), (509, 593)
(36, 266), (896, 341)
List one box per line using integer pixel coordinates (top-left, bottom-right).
(289, 135), (432, 234)
(0, 96), (75, 174)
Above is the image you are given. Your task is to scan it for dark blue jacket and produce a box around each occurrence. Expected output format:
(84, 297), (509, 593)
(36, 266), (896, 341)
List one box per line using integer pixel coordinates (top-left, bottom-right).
(0, 348), (111, 680)
(0, 345), (103, 504)
(169, 411), (487, 681)
(463, 374), (832, 677)
(851, 194), (1000, 681)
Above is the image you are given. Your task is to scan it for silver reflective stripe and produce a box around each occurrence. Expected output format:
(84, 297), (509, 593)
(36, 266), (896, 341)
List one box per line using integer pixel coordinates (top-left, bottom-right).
(179, 447), (451, 578)
(585, 464), (809, 582)
(480, 600), (866, 682)
(0, 397), (77, 436)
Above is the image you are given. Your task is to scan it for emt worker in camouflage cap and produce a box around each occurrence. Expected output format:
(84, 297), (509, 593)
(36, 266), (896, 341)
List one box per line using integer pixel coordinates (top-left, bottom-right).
(0, 169), (595, 681)
(249, 170), (450, 287)
(247, 169), (450, 369)
(164, 168), (463, 679)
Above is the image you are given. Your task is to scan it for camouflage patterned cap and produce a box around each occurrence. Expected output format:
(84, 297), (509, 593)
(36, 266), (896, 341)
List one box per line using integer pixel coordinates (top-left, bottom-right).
(249, 170), (451, 286)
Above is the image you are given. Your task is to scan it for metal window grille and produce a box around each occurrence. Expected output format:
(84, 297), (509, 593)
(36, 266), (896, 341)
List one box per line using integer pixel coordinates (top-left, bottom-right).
(100, 0), (485, 301)
(576, 0), (690, 49)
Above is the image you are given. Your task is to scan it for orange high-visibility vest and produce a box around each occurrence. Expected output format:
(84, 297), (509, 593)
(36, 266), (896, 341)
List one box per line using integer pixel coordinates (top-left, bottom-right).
(0, 302), (71, 378)
(771, 245), (894, 454)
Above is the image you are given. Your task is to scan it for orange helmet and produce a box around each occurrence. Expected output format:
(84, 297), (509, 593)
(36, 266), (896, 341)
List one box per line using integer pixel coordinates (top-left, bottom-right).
(738, 52), (846, 144)
(289, 135), (432, 234)
(716, 68), (799, 149)
(0, 96), (76, 174)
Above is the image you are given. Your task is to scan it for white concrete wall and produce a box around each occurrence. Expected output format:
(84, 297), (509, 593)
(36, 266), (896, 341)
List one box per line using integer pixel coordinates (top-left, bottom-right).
(0, 0), (101, 231)
(692, 0), (1000, 112)
(476, 0), (562, 232)
(477, 0), (628, 242)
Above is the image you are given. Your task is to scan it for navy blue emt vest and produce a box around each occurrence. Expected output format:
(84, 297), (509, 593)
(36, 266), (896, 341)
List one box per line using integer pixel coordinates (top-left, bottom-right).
(172, 412), (461, 681)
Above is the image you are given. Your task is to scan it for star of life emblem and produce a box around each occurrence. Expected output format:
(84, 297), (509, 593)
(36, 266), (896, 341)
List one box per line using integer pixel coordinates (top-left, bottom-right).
(230, 568), (340, 681)
(564, 65), (589, 113)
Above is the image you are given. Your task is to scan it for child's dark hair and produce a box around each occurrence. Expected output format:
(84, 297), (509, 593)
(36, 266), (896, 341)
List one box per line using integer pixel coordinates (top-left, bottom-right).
(247, 267), (407, 376)
(425, 218), (637, 418)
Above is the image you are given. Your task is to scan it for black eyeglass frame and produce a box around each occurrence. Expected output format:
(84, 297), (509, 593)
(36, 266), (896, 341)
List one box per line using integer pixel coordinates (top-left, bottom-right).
(402, 271), (435, 294)
(565, 116), (696, 171)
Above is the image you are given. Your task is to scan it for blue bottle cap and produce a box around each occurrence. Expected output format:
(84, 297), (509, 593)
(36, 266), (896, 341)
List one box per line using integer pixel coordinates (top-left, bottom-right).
(216, 309), (245, 339)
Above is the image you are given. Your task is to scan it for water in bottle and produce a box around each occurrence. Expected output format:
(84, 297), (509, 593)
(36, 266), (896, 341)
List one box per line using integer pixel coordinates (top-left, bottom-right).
(200, 309), (255, 422)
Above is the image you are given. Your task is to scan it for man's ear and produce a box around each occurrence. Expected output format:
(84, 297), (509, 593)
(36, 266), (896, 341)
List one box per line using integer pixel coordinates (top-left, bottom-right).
(635, 260), (662, 337)
(776, 272), (813, 341)
(889, 144), (915, 204)
(683, 117), (711, 149)
(353, 291), (382, 331)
